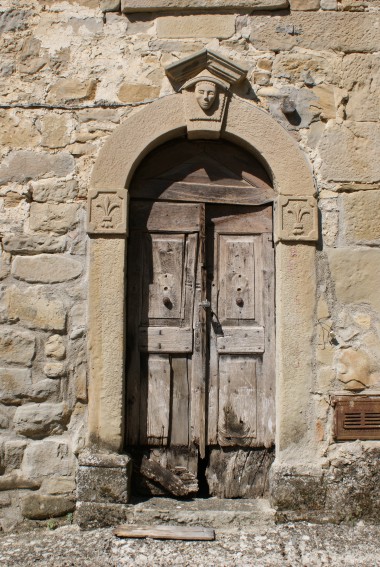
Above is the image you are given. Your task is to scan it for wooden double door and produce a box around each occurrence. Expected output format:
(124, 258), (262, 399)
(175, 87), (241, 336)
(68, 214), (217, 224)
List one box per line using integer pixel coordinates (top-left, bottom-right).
(126, 198), (275, 498)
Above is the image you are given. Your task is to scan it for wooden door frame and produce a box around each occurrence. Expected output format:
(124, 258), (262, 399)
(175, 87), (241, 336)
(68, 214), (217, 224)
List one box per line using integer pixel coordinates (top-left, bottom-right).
(85, 93), (319, 505)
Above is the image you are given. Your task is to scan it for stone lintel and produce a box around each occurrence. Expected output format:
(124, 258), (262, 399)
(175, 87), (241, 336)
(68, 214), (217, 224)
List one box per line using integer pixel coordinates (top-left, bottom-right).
(121, 0), (289, 13)
(87, 188), (128, 236)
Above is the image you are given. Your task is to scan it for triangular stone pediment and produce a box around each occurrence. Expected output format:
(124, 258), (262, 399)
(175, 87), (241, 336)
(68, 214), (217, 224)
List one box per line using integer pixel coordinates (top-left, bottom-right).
(165, 48), (247, 89)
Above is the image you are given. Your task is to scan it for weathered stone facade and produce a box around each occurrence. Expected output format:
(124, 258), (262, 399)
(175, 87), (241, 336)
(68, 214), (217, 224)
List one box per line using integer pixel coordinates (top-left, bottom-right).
(0, 0), (379, 530)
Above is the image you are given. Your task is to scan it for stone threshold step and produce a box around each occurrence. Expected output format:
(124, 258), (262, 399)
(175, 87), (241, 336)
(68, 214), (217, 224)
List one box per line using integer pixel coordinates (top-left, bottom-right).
(77, 497), (275, 530)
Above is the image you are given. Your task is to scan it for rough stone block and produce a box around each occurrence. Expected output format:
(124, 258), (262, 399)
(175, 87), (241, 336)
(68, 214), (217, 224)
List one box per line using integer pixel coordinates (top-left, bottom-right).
(327, 249), (380, 313)
(28, 379), (59, 403)
(40, 114), (71, 149)
(76, 501), (128, 529)
(122, 0), (288, 10)
(43, 362), (66, 378)
(250, 13), (380, 53)
(2, 235), (66, 255)
(0, 112), (40, 149)
(320, 0), (338, 8)
(0, 368), (32, 405)
(342, 54), (380, 122)
(0, 472), (40, 491)
(4, 440), (27, 471)
(157, 15), (235, 39)
(117, 84), (160, 103)
(344, 191), (380, 244)
(290, 0), (320, 9)
(270, 464), (326, 511)
(45, 335), (66, 360)
(272, 52), (334, 84)
(0, 327), (35, 366)
(319, 123), (380, 184)
(31, 179), (78, 204)
(0, 151), (75, 185)
(6, 286), (66, 332)
(47, 79), (97, 104)
(41, 477), (76, 495)
(29, 203), (79, 235)
(77, 465), (130, 504)
(22, 439), (76, 479)
(12, 255), (82, 284)
(100, 0), (121, 10)
(21, 494), (75, 520)
(13, 403), (68, 439)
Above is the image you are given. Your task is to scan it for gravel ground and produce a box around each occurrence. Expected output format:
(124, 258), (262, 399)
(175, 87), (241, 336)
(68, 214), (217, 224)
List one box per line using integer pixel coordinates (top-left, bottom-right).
(1, 521), (380, 566)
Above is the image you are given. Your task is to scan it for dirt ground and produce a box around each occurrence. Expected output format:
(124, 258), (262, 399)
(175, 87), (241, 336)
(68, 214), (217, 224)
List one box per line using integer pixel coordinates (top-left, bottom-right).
(1, 520), (380, 566)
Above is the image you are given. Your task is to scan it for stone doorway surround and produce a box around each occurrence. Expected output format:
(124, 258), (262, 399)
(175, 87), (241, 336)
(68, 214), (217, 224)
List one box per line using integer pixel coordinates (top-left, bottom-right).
(79, 49), (318, 523)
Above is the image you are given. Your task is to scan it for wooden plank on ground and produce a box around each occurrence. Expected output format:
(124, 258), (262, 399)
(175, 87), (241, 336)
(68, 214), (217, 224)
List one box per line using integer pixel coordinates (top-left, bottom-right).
(114, 525), (215, 541)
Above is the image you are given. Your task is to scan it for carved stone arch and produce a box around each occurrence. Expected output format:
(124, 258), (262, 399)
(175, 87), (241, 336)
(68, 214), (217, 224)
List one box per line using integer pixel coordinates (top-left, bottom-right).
(86, 91), (318, 496)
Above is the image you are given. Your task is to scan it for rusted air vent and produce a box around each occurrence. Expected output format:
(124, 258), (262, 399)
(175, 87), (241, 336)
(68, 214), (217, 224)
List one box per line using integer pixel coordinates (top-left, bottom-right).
(333, 396), (380, 441)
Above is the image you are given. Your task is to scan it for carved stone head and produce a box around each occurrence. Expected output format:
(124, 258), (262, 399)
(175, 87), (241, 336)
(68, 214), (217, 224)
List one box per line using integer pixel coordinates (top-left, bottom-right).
(194, 80), (217, 111)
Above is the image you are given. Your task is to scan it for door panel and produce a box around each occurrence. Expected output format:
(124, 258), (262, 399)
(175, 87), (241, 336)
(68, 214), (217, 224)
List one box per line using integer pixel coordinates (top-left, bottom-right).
(207, 205), (275, 451)
(218, 356), (257, 446)
(126, 199), (275, 496)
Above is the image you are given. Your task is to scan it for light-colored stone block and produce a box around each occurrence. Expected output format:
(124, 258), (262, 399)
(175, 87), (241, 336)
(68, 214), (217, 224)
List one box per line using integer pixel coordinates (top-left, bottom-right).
(13, 403), (68, 438)
(12, 254), (82, 284)
(327, 249), (380, 313)
(22, 439), (75, 479)
(40, 114), (71, 149)
(0, 368), (32, 405)
(290, 0), (320, 10)
(344, 191), (380, 244)
(21, 494), (75, 520)
(319, 123), (380, 184)
(250, 13), (380, 53)
(117, 84), (160, 103)
(122, 0), (288, 10)
(43, 362), (66, 378)
(45, 335), (66, 360)
(157, 15), (235, 39)
(29, 203), (79, 234)
(47, 79), (97, 104)
(2, 235), (66, 255)
(6, 286), (66, 332)
(0, 151), (75, 185)
(320, 0), (337, 8)
(0, 327), (35, 366)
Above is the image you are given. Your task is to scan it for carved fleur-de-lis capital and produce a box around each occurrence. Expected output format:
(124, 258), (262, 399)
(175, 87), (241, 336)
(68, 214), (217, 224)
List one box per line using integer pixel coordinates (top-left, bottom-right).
(276, 196), (318, 242)
(87, 189), (128, 235)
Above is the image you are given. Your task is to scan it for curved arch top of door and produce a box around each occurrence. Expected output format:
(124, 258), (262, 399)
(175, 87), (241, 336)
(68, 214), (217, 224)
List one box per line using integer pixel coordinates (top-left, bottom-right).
(126, 138), (276, 498)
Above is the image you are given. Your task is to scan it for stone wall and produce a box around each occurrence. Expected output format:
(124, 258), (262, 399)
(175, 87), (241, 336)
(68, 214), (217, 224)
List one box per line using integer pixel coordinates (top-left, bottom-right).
(0, 0), (379, 529)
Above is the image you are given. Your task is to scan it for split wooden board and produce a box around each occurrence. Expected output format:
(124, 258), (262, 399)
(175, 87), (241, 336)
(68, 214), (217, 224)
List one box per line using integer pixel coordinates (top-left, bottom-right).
(114, 525), (215, 541)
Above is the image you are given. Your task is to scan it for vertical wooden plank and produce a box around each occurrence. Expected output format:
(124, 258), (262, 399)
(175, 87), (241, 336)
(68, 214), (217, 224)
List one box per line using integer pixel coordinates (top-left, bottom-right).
(146, 354), (171, 446)
(183, 233), (198, 329)
(126, 229), (143, 445)
(218, 355), (257, 446)
(190, 204), (206, 458)
(260, 232), (275, 447)
(170, 356), (190, 446)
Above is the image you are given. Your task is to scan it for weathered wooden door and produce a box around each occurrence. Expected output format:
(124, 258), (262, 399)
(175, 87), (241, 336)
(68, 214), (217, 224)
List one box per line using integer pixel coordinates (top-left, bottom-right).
(126, 140), (275, 498)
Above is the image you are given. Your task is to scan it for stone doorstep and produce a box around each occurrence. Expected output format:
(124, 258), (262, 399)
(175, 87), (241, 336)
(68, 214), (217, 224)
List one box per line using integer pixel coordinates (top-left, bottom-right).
(76, 497), (275, 530)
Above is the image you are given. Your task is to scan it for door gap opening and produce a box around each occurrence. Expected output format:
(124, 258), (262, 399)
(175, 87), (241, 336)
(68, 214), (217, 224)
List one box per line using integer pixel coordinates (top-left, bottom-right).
(197, 448), (210, 498)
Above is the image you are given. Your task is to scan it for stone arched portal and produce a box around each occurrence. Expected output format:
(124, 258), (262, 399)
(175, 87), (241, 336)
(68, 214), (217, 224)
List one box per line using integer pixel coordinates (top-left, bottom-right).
(84, 52), (319, 511)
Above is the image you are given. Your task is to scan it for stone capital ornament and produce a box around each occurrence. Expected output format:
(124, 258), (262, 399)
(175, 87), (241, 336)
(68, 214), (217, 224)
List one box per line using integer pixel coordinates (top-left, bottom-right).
(87, 188), (128, 235)
(276, 196), (318, 242)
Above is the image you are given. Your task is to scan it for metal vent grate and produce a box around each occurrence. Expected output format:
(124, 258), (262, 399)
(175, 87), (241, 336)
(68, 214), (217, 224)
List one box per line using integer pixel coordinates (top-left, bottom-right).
(334, 397), (380, 441)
